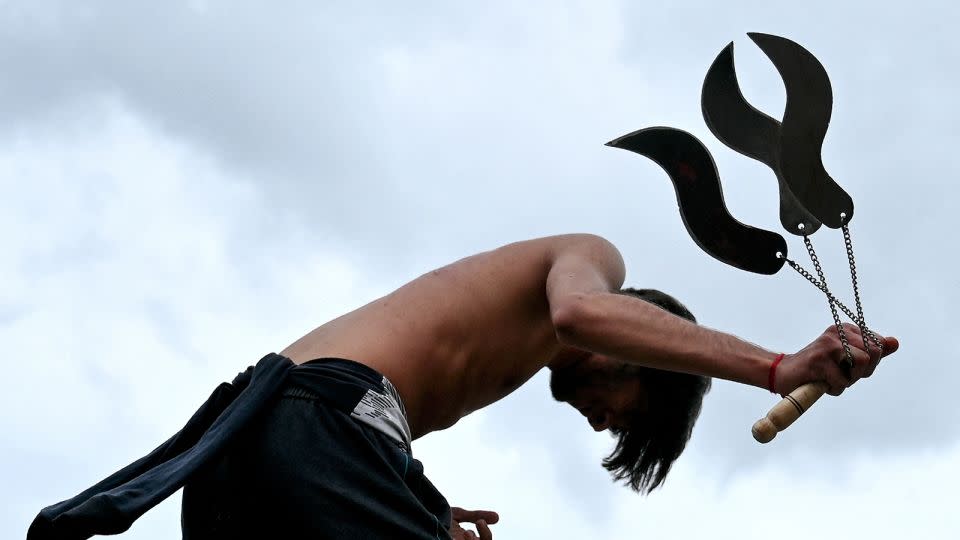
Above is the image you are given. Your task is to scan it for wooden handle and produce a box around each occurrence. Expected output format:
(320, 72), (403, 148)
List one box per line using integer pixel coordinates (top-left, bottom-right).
(751, 382), (828, 443)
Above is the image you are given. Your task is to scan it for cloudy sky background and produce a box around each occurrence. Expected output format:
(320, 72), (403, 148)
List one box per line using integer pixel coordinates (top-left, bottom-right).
(2, 1), (957, 538)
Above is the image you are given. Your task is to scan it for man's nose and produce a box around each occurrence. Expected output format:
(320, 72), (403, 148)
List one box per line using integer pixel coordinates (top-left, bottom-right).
(589, 413), (610, 432)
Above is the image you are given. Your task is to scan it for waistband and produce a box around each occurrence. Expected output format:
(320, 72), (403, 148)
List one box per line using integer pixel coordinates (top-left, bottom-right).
(285, 358), (412, 453)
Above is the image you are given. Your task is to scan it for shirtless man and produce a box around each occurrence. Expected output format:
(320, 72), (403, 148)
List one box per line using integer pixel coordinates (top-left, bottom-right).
(30, 234), (897, 540)
(272, 233), (896, 538)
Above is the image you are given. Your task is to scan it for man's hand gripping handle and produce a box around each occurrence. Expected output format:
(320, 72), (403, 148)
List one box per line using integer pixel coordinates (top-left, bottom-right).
(749, 325), (898, 443)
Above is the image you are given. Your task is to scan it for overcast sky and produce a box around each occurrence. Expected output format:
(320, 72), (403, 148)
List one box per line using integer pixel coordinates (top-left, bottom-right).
(3, 1), (958, 538)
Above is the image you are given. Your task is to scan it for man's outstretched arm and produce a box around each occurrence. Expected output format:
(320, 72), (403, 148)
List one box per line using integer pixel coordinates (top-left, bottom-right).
(545, 235), (897, 395)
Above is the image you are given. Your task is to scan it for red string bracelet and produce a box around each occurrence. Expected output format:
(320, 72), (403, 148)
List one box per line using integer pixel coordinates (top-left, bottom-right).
(768, 353), (785, 394)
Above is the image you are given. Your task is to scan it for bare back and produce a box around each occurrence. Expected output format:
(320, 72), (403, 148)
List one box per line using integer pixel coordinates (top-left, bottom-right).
(280, 236), (604, 439)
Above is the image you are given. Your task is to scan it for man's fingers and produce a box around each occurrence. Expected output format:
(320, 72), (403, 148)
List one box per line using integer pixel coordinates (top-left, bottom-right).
(838, 325), (898, 359)
(849, 345), (873, 378)
(882, 336), (899, 356)
(863, 335), (898, 377)
(837, 333), (895, 386)
(452, 508), (499, 525)
(822, 354), (852, 395)
(863, 338), (884, 377)
(840, 322), (863, 337)
(814, 325), (898, 394)
(477, 519), (493, 540)
(824, 366), (847, 396)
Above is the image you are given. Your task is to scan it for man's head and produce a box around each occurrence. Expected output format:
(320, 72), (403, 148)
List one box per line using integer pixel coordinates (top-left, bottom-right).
(549, 288), (712, 494)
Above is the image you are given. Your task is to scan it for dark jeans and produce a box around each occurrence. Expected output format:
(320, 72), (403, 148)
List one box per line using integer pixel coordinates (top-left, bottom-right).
(29, 355), (451, 539)
(182, 384), (452, 539)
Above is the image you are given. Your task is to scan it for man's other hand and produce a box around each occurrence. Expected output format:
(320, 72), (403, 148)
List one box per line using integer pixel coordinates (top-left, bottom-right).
(449, 507), (499, 540)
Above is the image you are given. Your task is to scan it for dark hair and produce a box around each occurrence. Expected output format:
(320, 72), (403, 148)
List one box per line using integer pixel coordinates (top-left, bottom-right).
(603, 288), (711, 494)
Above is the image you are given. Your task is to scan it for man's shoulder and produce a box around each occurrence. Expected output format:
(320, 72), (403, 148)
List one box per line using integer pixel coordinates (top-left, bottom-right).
(498, 233), (620, 253)
(438, 234), (623, 281)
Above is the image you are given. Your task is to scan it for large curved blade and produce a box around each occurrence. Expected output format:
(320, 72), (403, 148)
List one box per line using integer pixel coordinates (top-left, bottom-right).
(607, 127), (786, 275)
(749, 32), (854, 228)
(701, 42), (822, 236)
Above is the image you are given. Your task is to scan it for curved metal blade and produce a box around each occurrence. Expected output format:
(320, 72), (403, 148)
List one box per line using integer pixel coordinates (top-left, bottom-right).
(748, 32), (854, 228)
(701, 42), (822, 236)
(607, 127), (787, 275)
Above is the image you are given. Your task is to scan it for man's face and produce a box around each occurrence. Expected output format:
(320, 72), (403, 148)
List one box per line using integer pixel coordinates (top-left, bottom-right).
(549, 352), (648, 433)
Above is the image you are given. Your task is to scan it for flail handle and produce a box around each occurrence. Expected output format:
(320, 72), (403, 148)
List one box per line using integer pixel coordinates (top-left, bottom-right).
(752, 381), (828, 443)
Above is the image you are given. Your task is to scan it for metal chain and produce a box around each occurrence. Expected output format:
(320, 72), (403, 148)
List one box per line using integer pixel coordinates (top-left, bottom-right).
(782, 256), (856, 319)
(802, 236), (854, 368)
(842, 222), (879, 354)
(779, 254), (884, 351)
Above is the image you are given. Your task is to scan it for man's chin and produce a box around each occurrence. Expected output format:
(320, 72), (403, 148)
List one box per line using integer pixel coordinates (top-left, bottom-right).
(549, 371), (577, 403)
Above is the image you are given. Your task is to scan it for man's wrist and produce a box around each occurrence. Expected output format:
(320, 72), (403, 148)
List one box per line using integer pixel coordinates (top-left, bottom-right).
(740, 348), (782, 390)
(768, 353), (786, 393)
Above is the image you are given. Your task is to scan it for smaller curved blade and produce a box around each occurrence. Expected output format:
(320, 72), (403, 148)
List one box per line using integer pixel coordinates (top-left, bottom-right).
(607, 127), (786, 275)
(701, 42), (822, 235)
(749, 32), (854, 228)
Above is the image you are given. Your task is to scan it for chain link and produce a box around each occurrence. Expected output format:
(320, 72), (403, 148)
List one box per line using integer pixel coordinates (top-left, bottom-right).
(802, 236), (854, 368)
(842, 223), (879, 354)
(780, 254), (884, 351)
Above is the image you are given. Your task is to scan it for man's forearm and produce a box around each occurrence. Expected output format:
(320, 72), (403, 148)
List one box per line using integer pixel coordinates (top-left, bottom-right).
(552, 292), (775, 388)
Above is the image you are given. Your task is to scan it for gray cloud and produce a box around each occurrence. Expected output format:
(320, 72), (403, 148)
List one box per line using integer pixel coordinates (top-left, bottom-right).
(3, 1), (958, 537)
(8, 0), (951, 472)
